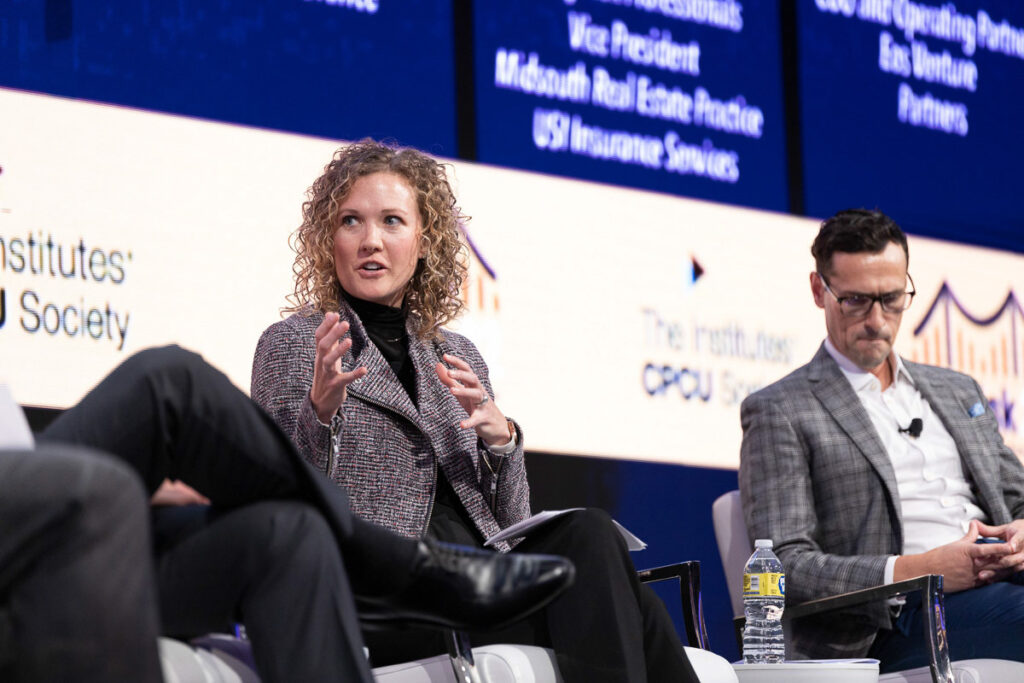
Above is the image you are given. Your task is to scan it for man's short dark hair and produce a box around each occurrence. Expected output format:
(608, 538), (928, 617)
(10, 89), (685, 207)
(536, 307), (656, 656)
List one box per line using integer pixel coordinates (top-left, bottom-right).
(811, 209), (909, 276)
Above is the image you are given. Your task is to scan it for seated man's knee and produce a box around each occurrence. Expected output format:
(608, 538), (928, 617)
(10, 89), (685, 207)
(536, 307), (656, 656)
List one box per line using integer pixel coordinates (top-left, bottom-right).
(120, 345), (209, 386)
(23, 446), (147, 523)
(7, 447), (151, 557)
(71, 452), (149, 532)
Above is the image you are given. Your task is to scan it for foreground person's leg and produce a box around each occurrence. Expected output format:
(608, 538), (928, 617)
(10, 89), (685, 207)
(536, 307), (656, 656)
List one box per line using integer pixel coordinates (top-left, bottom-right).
(158, 501), (371, 682)
(0, 446), (162, 683)
(42, 345), (574, 629)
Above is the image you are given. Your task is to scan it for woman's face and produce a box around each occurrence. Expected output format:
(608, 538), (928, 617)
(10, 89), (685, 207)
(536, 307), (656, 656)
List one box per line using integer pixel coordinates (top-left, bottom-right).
(333, 172), (424, 308)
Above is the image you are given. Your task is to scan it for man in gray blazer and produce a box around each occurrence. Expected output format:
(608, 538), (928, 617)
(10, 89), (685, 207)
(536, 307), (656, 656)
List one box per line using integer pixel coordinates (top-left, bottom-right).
(739, 209), (1024, 671)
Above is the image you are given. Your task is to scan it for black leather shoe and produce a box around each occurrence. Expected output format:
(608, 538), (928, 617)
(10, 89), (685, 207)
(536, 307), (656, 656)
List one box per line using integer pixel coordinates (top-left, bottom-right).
(358, 539), (575, 631)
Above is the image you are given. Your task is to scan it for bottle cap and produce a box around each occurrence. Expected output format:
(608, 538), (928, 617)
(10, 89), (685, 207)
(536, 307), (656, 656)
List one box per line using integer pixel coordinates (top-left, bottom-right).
(754, 539), (774, 549)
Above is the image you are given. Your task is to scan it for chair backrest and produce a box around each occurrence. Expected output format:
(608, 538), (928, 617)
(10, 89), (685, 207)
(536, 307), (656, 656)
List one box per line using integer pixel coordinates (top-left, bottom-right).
(712, 490), (750, 619)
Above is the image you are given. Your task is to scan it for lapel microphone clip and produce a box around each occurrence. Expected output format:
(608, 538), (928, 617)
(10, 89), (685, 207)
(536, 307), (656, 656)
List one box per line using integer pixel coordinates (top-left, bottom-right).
(898, 418), (923, 438)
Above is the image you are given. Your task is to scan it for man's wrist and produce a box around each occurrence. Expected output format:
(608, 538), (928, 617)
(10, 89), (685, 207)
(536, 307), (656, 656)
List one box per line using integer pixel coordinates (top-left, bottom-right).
(892, 553), (925, 583)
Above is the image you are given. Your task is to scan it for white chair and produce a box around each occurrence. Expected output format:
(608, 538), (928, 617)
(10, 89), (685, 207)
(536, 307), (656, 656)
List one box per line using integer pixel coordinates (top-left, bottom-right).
(372, 560), (736, 682)
(165, 562), (739, 682)
(159, 637), (252, 683)
(167, 637), (739, 683)
(712, 490), (1024, 683)
(372, 643), (737, 682)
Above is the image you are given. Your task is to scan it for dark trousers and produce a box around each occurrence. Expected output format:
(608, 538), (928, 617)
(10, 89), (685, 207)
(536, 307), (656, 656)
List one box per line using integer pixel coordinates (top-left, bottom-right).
(37, 345), (419, 683)
(869, 576), (1024, 672)
(0, 445), (163, 683)
(367, 508), (698, 683)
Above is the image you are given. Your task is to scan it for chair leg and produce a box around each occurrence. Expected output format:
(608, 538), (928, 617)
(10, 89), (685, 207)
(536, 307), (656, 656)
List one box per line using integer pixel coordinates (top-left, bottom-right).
(445, 629), (483, 683)
(921, 575), (954, 683)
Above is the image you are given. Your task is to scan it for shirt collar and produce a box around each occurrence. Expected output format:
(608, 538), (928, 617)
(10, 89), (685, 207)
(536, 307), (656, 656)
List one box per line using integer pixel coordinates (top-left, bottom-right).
(823, 337), (915, 392)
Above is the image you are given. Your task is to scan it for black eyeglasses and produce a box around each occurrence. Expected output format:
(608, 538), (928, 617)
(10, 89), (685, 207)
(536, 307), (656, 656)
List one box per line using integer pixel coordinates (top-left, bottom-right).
(818, 273), (916, 317)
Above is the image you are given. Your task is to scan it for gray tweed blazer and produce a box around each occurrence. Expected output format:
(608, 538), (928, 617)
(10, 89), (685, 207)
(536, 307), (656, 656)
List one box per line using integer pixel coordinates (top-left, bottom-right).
(739, 343), (1024, 659)
(251, 301), (530, 550)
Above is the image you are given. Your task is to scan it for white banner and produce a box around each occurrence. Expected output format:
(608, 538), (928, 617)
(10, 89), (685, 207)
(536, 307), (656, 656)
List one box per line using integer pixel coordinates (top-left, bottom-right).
(2, 88), (1022, 468)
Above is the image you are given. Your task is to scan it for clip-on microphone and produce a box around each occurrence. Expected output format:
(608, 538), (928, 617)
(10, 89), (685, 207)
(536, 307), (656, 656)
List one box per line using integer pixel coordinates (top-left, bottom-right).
(898, 418), (923, 438)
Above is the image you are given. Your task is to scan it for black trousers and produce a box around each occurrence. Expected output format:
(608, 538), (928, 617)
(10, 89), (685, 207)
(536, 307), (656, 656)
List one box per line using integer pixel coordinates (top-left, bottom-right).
(36, 345), (420, 683)
(367, 508), (699, 683)
(0, 445), (163, 683)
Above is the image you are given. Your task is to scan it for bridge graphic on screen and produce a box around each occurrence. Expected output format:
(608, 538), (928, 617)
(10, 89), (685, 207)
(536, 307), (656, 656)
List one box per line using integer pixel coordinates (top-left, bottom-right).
(459, 224), (500, 317)
(907, 281), (1024, 446)
(910, 282), (1024, 379)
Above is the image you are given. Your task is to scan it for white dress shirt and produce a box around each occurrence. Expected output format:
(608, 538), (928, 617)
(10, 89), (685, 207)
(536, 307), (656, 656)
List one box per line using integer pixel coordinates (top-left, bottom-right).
(824, 340), (986, 582)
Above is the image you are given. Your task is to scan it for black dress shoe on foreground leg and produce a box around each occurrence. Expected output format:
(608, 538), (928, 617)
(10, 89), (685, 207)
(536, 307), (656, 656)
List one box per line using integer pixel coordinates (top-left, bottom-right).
(358, 539), (575, 631)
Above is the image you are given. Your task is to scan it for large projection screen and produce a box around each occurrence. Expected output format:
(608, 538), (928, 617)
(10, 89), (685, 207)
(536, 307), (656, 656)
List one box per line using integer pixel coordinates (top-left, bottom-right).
(3, 88), (1023, 468)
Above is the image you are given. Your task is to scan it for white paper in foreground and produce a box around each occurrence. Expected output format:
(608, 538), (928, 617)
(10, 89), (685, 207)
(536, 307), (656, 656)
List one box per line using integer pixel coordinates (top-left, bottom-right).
(0, 385), (35, 449)
(484, 508), (647, 551)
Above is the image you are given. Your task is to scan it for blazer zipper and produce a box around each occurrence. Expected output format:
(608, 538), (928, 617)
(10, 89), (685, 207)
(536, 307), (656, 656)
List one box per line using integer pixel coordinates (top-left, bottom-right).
(424, 457), (438, 532)
(327, 412), (342, 478)
(481, 449), (505, 512)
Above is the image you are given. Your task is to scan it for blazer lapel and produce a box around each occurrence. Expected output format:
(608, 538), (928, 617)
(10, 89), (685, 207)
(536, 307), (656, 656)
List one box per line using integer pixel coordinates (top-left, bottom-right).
(339, 304), (421, 426)
(808, 345), (903, 532)
(908, 361), (1002, 513)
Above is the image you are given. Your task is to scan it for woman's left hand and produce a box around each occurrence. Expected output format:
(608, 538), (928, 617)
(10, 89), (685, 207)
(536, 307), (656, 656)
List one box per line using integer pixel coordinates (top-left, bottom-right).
(435, 354), (512, 448)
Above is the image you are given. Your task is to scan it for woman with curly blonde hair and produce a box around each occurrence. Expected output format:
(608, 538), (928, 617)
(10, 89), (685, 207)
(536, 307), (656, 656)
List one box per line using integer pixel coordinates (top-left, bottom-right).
(287, 139), (467, 339)
(251, 139), (698, 682)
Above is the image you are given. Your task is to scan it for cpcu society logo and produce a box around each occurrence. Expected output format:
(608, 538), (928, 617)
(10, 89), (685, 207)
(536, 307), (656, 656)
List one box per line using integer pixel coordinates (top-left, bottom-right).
(0, 230), (134, 350)
(1, 162), (133, 348)
(642, 362), (713, 401)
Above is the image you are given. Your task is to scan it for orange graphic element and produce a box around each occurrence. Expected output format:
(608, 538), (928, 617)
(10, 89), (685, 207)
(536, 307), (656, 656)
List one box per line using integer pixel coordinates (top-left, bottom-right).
(459, 224), (499, 316)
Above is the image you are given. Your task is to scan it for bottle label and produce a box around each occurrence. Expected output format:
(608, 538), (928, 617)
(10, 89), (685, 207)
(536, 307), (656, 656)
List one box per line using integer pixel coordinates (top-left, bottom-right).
(743, 572), (785, 597)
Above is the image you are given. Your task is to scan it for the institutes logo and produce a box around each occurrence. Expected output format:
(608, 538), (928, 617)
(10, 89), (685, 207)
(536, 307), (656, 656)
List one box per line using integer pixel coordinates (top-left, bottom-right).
(641, 254), (797, 407)
(0, 161), (134, 349)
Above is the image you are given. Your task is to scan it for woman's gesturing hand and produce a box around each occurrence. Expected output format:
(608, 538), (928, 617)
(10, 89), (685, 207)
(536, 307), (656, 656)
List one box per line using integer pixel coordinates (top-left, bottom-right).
(435, 353), (512, 447)
(311, 312), (368, 424)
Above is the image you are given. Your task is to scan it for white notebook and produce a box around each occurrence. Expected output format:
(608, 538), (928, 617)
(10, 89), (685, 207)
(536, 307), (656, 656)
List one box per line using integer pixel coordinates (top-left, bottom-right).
(0, 384), (35, 449)
(484, 508), (647, 551)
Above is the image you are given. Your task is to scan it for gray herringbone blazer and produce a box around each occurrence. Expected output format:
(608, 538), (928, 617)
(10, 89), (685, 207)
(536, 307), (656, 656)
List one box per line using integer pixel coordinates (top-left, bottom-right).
(739, 343), (1024, 659)
(251, 302), (530, 550)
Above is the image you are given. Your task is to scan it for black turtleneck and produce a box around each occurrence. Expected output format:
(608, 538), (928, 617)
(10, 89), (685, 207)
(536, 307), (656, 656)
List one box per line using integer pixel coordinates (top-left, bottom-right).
(342, 291), (483, 547)
(342, 291), (416, 403)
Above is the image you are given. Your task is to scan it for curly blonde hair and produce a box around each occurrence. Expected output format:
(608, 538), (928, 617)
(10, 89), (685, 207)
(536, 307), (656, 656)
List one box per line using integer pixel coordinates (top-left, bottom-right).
(287, 139), (468, 339)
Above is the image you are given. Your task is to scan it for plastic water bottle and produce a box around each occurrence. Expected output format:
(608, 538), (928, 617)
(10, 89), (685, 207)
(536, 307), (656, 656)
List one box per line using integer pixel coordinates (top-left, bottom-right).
(742, 538), (785, 664)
